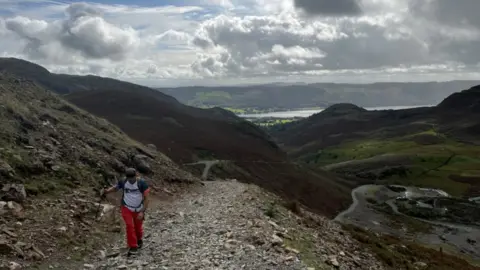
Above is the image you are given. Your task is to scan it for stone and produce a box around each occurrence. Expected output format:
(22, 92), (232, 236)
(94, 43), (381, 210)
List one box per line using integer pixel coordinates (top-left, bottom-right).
(2, 228), (17, 238)
(284, 246), (300, 254)
(268, 220), (280, 229)
(413, 262), (428, 269)
(0, 239), (14, 255)
(83, 264), (95, 269)
(98, 250), (106, 259)
(327, 255), (340, 268)
(8, 261), (22, 270)
(133, 155), (152, 174)
(1, 184), (27, 203)
(0, 160), (14, 177)
(146, 144), (157, 151)
(271, 234), (283, 246)
(117, 265), (127, 269)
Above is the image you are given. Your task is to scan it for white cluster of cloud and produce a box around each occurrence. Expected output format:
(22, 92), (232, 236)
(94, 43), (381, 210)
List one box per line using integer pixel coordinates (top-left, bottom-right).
(1, 0), (480, 86)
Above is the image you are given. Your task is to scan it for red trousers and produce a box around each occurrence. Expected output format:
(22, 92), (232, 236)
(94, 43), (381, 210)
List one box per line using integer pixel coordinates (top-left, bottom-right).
(121, 206), (144, 248)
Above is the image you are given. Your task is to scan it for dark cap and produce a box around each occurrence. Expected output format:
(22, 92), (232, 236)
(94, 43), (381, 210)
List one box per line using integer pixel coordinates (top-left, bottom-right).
(125, 167), (136, 177)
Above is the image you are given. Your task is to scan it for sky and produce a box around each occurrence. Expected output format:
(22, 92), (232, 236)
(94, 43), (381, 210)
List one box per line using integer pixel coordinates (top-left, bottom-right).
(0, 0), (480, 87)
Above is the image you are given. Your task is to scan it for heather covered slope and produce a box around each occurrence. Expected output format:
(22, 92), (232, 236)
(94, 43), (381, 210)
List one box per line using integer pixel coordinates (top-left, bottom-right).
(0, 73), (196, 267)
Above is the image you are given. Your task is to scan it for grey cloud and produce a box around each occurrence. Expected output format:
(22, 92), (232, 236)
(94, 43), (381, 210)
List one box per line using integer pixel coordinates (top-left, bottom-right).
(66, 2), (102, 19)
(191, 14), (432, 77)
(410, 0), (480, 29)
(294, 0), (362, 16)
(5, 3), (138, 61)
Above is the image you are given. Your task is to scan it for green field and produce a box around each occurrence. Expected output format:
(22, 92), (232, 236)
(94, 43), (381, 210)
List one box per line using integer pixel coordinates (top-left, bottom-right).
(301, 130), (480, 197)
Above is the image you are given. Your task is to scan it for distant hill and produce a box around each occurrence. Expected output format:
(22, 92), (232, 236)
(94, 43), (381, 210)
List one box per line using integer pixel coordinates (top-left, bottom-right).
(269, 86), (480, 198)
(0, 57), (350, 217)
(157, 81), (480, 110)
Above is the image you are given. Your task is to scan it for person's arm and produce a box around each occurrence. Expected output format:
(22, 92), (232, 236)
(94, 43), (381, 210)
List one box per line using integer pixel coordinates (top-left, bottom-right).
(140, 180), (151, 214)
(142, 180), (151, 212)
(104, 180), (123, 195)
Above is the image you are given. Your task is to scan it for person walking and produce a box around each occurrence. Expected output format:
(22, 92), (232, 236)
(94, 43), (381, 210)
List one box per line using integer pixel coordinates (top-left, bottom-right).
(103, 167), (150, 255)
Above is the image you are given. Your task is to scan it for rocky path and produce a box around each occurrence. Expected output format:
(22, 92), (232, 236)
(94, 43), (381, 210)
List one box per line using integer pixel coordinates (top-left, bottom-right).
(79, 180), (384, 270)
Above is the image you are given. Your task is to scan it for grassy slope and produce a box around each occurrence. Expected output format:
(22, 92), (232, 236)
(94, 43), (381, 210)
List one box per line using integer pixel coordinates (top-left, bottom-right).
(269, 87), (480, 198)
(303, 131), (479, 197)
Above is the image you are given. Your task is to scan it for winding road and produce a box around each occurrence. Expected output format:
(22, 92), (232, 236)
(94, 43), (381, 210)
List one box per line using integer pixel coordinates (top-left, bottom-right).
(183, 160), (226, 180)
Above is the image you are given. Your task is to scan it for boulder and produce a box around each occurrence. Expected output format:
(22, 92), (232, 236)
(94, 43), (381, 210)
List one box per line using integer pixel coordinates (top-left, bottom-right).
(327, 255), (340, 268)
(1, 184), (27, 203)
(8, 261), (22, 270)
(0, 160), (14, 177)
(146, 144), (157, 151)
(133, 155), (152, 174)
(0, 238), (14, 255)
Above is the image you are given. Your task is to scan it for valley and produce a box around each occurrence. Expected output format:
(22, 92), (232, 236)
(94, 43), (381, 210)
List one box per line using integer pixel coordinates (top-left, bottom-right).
(0, 57), (479, 269)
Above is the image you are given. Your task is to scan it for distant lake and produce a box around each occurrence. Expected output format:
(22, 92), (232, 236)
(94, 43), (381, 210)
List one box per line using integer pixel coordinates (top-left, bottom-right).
(239, 105), (433, 118)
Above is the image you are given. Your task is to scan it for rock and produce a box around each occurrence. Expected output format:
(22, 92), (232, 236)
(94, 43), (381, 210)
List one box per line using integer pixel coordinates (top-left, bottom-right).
(339, 251), (345, 256)
(146, 144), (157, 151)
(413, 262), (428, 269)
(284, 246), (300, 254)
(1, 184), (27, 203)
(467, 238), (476, 245)
(117, 265), (127, 269)
(6, 201), (24, 219)
(133, 155), (152, 174)
(58, 226), (67, 232)
(2, 228), (17, 238)
(268, 220), (280, 229)
(0, 239), (14, 255)
(327, 255), (340, 268)
(8, 261), (22, 270)
(83, 264), (95, 269)
(439, 235), (447, 241)
(0, 160), (14, 177)
(271, 234), (283, 246)
(98, 250), (106, 259)
(0, 201), (7, 215)
(51, 165), (61, 172)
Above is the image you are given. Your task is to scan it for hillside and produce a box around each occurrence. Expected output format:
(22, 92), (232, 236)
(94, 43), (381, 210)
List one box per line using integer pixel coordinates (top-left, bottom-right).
(157, 81), (480, 111)
(270, 85), (480, 198)
(0, 57), (351, 218)
(0, 72), (197, 268)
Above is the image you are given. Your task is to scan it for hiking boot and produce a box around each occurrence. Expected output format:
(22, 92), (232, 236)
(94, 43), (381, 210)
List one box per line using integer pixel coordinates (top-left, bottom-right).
(137, 239), (143, 249)
(127, 247), (139, 256)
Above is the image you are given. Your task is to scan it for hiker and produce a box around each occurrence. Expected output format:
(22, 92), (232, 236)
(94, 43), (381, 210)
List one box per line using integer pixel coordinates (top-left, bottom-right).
(103, 167), (150, 255)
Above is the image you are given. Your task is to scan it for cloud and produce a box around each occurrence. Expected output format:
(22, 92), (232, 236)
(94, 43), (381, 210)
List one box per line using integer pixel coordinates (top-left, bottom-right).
(294, 0), (362, 16)
(1, 0), (480, 86)
(5, 3), (139, 61)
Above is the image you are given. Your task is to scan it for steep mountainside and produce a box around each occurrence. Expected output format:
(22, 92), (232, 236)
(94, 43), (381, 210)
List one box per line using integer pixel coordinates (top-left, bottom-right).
(270, 85), (480, 198)
(0, 58), (350, 218)
(158, 81), (480, 110)
(0, 73), (196, 268)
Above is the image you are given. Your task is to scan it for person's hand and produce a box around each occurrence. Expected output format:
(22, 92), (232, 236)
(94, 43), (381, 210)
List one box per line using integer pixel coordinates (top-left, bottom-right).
(137, 212), (144, 221)
(101, 188), (108, 198)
